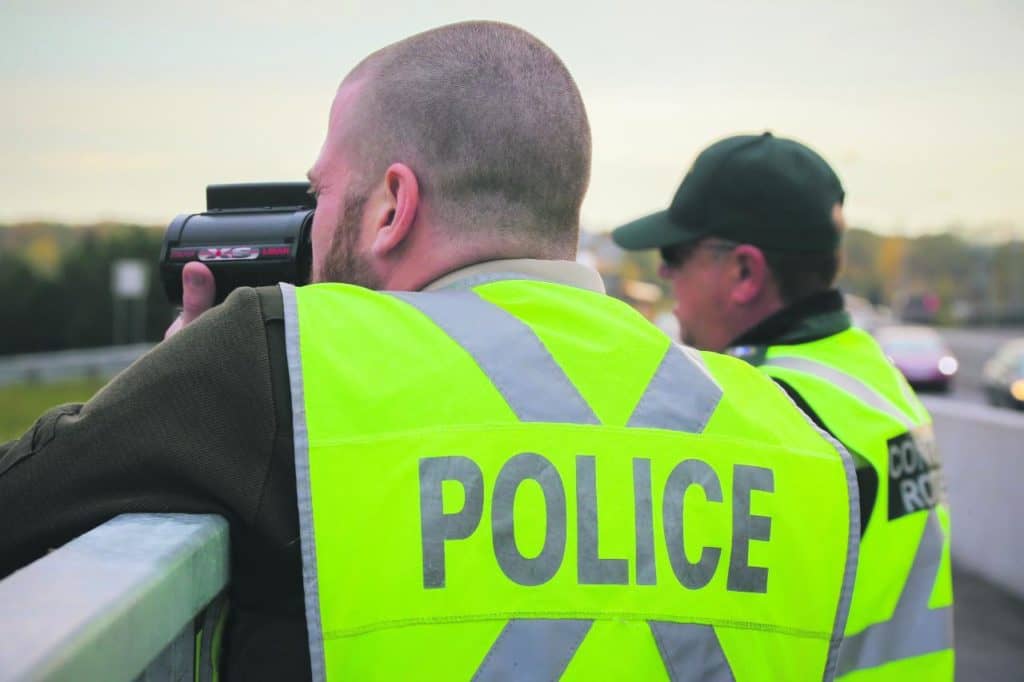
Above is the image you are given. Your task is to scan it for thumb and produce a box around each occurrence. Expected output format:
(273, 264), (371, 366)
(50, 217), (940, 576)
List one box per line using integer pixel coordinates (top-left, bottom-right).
(165, 262), (216, 339)
(181, 261), (216, 325)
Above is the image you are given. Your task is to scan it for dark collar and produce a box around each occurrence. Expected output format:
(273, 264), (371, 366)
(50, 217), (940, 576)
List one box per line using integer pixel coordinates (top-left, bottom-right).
(728, 289), (851, 351)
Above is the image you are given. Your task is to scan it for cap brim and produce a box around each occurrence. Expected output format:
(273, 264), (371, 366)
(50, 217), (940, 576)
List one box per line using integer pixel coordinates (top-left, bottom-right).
(611, 210), (701, 250)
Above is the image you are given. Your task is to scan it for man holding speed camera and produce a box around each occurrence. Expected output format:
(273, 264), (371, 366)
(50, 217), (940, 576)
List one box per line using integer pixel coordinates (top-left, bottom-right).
(0, 22), (859, 681)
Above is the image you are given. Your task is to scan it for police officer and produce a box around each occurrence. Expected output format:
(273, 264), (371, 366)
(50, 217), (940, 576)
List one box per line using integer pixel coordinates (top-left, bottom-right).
(1, 31), (858, 681)
(613, 132), (954, 680)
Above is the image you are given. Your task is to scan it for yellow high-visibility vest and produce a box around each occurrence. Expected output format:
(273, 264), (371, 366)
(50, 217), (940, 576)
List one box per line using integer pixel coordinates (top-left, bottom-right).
(757, 327), (954, 680)
(282, 277), (859, 681)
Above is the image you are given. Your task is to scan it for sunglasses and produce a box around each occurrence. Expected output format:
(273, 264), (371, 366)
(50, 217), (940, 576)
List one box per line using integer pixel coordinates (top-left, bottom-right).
(659, 240), (738, 269)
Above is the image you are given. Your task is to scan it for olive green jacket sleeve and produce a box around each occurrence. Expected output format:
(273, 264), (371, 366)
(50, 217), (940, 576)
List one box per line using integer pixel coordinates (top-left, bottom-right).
(1, 286), (284, 569)
(0, 286), (312, 679)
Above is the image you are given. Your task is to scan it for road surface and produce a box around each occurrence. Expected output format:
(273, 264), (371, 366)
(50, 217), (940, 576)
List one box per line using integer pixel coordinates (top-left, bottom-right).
(953, 563), (1024, 681)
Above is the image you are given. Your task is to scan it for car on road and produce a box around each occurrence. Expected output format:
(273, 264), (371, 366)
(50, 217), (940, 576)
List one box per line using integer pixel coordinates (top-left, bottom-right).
(874, 325), (958, 392)
(981, 339), (1024, 410)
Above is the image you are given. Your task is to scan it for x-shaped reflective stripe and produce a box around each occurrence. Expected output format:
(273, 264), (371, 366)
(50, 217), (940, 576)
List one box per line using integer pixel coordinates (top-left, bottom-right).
(391, 291), (722, 432)
(836, 509), (953, 674)
(284, 283), (740, 682)
(395, 291), (731, 680)
(472, 620), (735, 682)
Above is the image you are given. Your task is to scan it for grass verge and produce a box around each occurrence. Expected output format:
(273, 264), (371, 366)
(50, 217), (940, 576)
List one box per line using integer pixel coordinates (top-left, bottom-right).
(0, 378), (106, 442)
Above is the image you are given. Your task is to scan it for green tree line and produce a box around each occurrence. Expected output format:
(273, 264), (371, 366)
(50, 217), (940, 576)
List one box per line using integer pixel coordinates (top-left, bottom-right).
(2, 222), (1022, 356)
(0, 224), (176, 355)
(838, 229), (1024, 324)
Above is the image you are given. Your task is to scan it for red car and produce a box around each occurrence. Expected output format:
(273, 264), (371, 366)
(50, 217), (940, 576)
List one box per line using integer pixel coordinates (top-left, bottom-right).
(874, 325), (958, 392)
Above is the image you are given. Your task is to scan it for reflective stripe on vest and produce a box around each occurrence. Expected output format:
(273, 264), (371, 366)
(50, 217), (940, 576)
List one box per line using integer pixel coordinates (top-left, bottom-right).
(281, 283), (327, 682)
(836, 510), (952, 674)
(762, 356), (914, 429)
(282, 280), (858, 681)
(760, 333), (954, 679)
(390, 290), (602, 425)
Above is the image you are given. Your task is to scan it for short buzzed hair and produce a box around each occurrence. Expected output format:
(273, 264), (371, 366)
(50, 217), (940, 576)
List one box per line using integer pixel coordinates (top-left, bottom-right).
(342, 21), (591, 256)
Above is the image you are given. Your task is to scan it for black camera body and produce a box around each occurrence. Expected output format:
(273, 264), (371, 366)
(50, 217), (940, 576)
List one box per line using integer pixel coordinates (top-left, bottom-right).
(160, 183), (316, 305)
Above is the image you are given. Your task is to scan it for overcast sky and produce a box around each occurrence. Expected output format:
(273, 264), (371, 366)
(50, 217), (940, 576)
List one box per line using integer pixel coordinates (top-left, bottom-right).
(1, 0), (1022, 236)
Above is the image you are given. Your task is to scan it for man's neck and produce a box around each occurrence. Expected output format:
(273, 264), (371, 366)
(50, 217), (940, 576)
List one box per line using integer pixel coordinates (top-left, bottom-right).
(728, 289), (849, 349)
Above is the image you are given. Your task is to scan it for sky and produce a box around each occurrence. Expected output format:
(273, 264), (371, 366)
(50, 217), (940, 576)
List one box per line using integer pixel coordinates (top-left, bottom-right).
(1, 0), (1022, 237)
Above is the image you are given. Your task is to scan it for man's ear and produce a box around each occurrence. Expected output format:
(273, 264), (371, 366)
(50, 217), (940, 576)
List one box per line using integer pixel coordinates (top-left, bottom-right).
(730, 245), (770, 305)
(369, 163), (420, 258)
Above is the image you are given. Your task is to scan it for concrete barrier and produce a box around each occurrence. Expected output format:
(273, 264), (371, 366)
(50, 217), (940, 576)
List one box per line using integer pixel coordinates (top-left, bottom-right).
(0, 514), (228, 681)
(923, 396), (1024, 599)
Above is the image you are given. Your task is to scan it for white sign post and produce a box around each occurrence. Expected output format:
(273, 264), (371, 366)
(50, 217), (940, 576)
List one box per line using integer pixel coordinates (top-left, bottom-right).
(113, 260), (148, 300)
(111, 259), (149, 345)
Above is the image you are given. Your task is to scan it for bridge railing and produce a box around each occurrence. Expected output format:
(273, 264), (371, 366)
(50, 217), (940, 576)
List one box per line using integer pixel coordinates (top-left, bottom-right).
(0, 514), (228, 682)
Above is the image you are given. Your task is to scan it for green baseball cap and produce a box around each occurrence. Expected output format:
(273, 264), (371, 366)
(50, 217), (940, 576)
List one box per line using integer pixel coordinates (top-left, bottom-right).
(612, 132), (845, 253)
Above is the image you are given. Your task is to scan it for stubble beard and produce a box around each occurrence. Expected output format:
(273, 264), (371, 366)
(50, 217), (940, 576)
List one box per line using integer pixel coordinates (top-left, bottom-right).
(315, 191), (384, 290)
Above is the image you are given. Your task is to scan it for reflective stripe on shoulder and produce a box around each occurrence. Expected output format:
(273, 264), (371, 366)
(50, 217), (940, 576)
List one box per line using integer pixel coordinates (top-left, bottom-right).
(280, 282), (328, 682)
(762, 356), (914, 428)
(392, 291), (723, 433)
(836, 509), (953, 674)
(390, 290), (600, 425)
(628, 343), (722, 433)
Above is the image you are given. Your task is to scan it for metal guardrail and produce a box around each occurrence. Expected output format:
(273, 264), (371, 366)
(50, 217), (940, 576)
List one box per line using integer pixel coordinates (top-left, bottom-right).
(0, 344), (155, 387)
(0, 514), (229, 682)
(923, 396), (1024, 599)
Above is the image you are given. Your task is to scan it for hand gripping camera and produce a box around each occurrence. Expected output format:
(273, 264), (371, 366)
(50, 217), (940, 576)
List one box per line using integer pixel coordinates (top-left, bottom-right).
(159, 183), (316, 304)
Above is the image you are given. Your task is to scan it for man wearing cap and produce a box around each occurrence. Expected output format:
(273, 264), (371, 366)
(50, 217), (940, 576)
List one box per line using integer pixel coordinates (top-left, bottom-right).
(613, 132), (954, 680)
